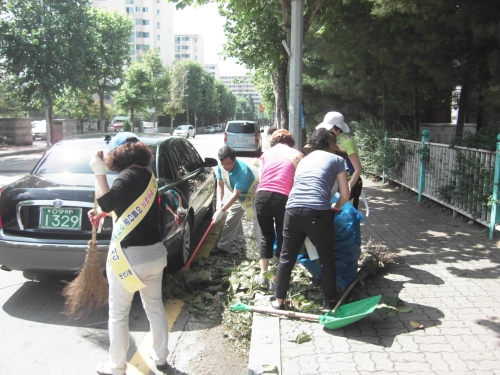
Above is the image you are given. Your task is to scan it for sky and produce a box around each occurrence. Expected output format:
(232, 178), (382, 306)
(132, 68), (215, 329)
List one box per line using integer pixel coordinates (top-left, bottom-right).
(174, 3), (248, 76)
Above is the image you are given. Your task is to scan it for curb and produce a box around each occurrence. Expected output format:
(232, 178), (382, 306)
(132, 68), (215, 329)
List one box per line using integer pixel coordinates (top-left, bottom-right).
(0, 148), (48, 157)
(247, 313), (281, 375)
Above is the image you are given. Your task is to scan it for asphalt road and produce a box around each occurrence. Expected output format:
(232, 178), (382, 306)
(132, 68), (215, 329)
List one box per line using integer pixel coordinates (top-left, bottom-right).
(0, 132), (254, 375)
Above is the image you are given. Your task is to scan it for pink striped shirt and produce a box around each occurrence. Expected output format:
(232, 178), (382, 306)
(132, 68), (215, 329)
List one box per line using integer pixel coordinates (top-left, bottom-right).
(257, 143), (303, 196)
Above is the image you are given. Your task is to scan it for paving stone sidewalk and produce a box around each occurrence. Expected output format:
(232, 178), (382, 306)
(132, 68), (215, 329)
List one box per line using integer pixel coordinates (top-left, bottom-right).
(250, 179), (500, 375)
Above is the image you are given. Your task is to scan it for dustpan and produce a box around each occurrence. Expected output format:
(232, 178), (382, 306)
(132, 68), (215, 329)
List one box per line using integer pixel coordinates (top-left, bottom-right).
(319, 295), (381, 330)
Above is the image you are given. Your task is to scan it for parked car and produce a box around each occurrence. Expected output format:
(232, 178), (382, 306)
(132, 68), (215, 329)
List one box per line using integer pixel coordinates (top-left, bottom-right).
(213, 124), (222, 132)
(31, 120), (47, 140)
(0, 133), (218, 275)
(173, 124), (196, 139)
(204, 126), (215, 133)
(224, 120), (263, 153)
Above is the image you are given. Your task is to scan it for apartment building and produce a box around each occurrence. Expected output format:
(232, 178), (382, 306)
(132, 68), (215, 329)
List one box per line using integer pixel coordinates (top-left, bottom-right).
(174, 34), (204, 64)
(220, 75), (261, 109)
(91, 0), (174, 66)
(204, 63), (220, 80)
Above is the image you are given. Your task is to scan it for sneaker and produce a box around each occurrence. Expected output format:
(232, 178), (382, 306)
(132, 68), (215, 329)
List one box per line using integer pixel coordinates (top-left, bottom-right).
(269, 296), (285, 310)
(256, 276), (269, 289)
(95, 362), (113, 375)
(149, 349), (170, 372)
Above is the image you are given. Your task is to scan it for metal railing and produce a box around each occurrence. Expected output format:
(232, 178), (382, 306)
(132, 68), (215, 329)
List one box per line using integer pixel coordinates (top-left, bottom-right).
(383, 132), (500, 238)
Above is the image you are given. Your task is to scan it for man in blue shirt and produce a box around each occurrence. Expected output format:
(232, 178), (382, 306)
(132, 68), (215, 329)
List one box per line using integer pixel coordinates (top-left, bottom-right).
(212, 146), (261, 254)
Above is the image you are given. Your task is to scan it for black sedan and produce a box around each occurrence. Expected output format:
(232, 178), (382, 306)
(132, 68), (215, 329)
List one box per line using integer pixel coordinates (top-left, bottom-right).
(0, 133), (218, 274)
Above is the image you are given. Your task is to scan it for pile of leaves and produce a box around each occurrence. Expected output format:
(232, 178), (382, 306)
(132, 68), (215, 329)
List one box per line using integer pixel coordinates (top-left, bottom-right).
(163, 219), (400, 352)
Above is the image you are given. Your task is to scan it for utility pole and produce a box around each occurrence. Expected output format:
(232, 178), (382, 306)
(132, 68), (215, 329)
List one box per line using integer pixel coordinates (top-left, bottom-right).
(288, 0), (304, 150)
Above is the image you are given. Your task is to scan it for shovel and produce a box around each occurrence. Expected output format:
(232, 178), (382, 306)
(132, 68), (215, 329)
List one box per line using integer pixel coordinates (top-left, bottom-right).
(230, 295), (381, 330)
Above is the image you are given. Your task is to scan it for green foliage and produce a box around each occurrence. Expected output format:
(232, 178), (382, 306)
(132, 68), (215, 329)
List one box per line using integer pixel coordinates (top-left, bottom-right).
(436, 150), (494, 218)
(87, 8), (133, 128)
(0, 0), (94, 107)
(451, 130), (498, 151)
(351, 114), (417, 178)
(122, 120), (131, 132)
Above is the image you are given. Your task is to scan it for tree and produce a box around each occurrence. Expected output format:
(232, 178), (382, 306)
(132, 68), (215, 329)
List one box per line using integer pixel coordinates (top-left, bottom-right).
(215, 80), (237, 123)
(140, 48), (170, 128)
(168, 0), (327, 130)
(0, 0), (94, 145)
(199, 72), (217, 126)
(246, 94), (256, 120)
(87, 8), (133, 132)
(114, 62), (151, 132)
(165, 62), (189, 133)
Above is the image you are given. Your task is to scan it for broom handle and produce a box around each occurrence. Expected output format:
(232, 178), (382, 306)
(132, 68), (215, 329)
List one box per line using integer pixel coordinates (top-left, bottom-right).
(251, 306), (320, 321)
(330, 276), (360, 314)
(91, 197), (98, 246)
(91, 150), (103, 246)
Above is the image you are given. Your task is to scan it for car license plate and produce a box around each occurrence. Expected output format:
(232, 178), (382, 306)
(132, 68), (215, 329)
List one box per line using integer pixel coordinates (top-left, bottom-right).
(40, 207), (82, 230)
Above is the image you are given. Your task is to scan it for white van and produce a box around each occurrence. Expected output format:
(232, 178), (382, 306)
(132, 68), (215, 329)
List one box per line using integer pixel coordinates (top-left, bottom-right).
(224, 120), (263, 153)
(31, 120), (47, 140)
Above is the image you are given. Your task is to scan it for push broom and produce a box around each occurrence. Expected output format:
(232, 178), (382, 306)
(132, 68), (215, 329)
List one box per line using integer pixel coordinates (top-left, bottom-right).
(62, 196), (109, 318)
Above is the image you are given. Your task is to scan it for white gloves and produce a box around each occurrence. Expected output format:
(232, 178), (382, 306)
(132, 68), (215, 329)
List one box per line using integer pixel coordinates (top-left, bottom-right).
(212, 209), (224, 223)
(89, 151), (106, 175)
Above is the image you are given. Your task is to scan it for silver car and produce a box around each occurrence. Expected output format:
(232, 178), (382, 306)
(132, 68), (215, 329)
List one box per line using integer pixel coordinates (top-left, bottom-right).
(224, 120), (263, 153)
(173, 124), (196, 139)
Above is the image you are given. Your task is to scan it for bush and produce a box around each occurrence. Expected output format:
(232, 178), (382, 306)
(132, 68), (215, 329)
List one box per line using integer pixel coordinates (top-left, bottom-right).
(122, 120), (131, 132)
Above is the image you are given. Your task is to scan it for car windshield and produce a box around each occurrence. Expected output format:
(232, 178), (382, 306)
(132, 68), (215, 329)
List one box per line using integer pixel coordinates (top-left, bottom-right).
(227, 122), (256, 134)
(176, 125), (190, 130)
(33, 139), (157, 176)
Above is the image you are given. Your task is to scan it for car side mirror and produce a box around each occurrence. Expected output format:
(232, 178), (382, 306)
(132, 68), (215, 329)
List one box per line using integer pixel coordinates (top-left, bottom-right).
(204, 157), (218, 168)
(260, 129), (264, 133)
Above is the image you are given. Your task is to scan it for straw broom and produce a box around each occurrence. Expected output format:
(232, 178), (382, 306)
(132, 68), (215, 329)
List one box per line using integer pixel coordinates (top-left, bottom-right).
(62, 197), (109, 319)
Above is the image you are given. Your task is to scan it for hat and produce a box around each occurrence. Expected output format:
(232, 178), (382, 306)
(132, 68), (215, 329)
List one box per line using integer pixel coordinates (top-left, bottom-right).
(315, 111), (350, 133)
(111, 132), (138, 149)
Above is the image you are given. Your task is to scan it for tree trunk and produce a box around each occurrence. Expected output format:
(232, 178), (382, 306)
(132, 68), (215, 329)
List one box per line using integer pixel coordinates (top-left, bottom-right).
(456, 84), (468, 139)
(277, 57), (288, 129)
(170, 116), (174, 135)
(413, 86), (420, 134)
(131, 108), (135, 133)
(476, 90), (484, 133)
(44, 95), (51, 147)
(186, 106), (189, 124)
(99, 92), (106, 133)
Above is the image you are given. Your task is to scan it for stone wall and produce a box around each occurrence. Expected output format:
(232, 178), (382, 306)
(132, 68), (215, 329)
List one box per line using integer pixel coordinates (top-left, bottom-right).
(0, 118), (33, 145)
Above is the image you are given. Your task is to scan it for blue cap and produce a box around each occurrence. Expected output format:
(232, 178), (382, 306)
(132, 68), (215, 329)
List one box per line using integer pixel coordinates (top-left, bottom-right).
(111, 132), (138, 149)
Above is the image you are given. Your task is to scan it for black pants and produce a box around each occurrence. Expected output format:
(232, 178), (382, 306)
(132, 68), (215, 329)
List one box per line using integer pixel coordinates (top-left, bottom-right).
(255, 191), (288, 259)
(350, 177), (363, 209)
(274, 207), (337, 301)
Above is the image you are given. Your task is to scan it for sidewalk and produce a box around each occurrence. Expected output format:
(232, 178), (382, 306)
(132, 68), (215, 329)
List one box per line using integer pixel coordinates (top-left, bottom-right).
(248, 179), (500, 375)
(0, 141), (48, 157)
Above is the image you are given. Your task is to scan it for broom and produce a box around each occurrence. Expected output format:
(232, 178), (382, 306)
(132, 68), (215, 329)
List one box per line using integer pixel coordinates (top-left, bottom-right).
(62, 195), (109, 319)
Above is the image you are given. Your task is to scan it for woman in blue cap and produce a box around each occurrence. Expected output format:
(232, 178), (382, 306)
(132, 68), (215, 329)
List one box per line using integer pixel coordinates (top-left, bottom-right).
(88, 132), (171, 375)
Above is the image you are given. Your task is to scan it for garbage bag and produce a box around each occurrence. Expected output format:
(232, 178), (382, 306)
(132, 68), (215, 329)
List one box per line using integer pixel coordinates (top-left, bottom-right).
(297, 194), (364, 290)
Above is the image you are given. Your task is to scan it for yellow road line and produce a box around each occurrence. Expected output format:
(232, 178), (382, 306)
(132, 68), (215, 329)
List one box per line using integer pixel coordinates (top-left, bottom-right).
(127, 298), (184, 374)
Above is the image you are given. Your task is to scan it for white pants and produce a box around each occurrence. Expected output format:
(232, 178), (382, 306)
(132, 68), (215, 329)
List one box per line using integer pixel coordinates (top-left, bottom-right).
(218, 199), (262, 251)
(106, 255), (169, 375)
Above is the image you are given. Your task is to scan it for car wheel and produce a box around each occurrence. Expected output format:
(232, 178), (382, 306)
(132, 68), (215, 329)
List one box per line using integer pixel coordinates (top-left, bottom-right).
(186, 134), (189, 139)
(193, 133), (196, 138)
(167, 217), (192, 273)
